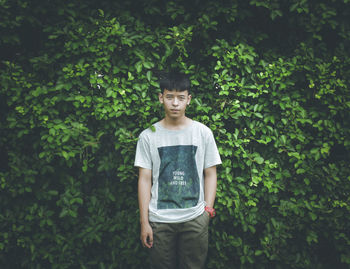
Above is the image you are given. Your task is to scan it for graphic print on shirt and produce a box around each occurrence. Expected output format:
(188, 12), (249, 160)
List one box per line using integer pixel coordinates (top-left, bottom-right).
(157, 145), (199, 209)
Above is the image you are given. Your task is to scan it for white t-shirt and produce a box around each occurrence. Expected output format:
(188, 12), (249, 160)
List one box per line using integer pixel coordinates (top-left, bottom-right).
(134, 120), (222, 223)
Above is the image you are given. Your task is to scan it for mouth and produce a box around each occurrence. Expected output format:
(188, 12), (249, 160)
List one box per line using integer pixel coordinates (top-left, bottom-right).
(170, 109), (180, 112)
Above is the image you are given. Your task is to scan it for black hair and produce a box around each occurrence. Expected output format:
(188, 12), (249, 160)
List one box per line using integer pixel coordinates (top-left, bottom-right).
(159, 72), (191, 93)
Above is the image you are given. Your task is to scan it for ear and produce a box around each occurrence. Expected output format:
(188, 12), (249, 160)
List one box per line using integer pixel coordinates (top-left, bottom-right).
(158, 92), (164, 103)
(187, 94), (192, 105)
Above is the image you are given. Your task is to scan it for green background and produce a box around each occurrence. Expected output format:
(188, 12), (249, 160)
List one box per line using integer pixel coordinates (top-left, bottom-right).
(1, 0), (350, 268)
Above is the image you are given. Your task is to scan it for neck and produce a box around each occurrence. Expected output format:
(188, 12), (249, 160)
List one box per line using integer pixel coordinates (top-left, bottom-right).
(161, 116), (191, 130)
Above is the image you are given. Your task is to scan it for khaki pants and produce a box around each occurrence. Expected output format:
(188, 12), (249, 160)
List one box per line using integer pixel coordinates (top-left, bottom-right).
(149, 212), (210, 269)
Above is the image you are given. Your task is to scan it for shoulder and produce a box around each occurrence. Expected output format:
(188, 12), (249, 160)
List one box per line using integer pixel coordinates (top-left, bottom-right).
(138, 127), (153, 141)
(138, 122), (161, 139)
(192, 120), (213, 135)
(192, 120), (215, 142)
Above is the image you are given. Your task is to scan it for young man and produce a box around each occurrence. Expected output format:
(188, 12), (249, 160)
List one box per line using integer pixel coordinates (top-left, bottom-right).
(134, 72), (221, 269)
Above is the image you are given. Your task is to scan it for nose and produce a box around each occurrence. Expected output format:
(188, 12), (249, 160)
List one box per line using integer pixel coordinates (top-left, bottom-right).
(172, 97), (179, 106)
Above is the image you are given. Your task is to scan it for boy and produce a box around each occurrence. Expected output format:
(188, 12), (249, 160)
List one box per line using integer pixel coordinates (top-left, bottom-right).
(134, 72), (221, 269)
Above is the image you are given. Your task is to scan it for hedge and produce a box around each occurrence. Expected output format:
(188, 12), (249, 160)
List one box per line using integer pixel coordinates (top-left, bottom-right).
(1, 0), (350, 268)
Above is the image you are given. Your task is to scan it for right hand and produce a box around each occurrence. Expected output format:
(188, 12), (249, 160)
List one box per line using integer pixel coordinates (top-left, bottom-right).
(140, 222), (153, 248)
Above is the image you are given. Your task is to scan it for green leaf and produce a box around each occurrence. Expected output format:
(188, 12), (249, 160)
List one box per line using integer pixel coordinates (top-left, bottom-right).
(143, 62), (154, 69)
(309, 212), (317, 221)
(62, 151), (69, 160)
(98, 9), (104, 17)
(255, 250), (263, 256)
(254, 156), (264, 164)
(146, 71), (152, 82)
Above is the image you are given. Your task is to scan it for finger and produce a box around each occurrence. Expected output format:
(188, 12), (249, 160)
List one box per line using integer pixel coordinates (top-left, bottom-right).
(144, 235), (152, 248)
(148, 232), (153, 247)
(141, 235), (147, 248)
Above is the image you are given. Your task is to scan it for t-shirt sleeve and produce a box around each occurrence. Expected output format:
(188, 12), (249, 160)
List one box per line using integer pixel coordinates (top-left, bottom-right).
(204, 130), (222, 169)
(134, 133), (152, 169)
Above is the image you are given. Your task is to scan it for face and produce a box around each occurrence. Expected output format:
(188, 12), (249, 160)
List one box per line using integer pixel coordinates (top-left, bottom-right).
(159, 89), (191, 119)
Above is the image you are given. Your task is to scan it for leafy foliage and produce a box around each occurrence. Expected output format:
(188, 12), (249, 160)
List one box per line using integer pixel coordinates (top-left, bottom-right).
(1, 0), (350, 268)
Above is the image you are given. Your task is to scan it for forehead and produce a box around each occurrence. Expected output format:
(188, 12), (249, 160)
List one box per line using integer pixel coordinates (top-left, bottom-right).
(163, 89), (189, 96)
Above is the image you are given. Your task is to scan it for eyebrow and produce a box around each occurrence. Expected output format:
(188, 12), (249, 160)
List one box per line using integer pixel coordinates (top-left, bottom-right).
(165, 94), (186, 97)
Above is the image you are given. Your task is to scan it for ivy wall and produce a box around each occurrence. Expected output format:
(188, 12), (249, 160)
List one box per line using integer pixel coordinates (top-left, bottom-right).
(1, 0), (350, 268)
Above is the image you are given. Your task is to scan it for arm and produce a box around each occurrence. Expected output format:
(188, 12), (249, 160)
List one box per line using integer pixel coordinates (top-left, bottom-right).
(138, 167), (153, 248)
(204, 165), (217, 208)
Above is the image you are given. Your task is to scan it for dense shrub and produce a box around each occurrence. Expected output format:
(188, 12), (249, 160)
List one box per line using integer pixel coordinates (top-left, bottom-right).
(1, 0), (350, 268)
